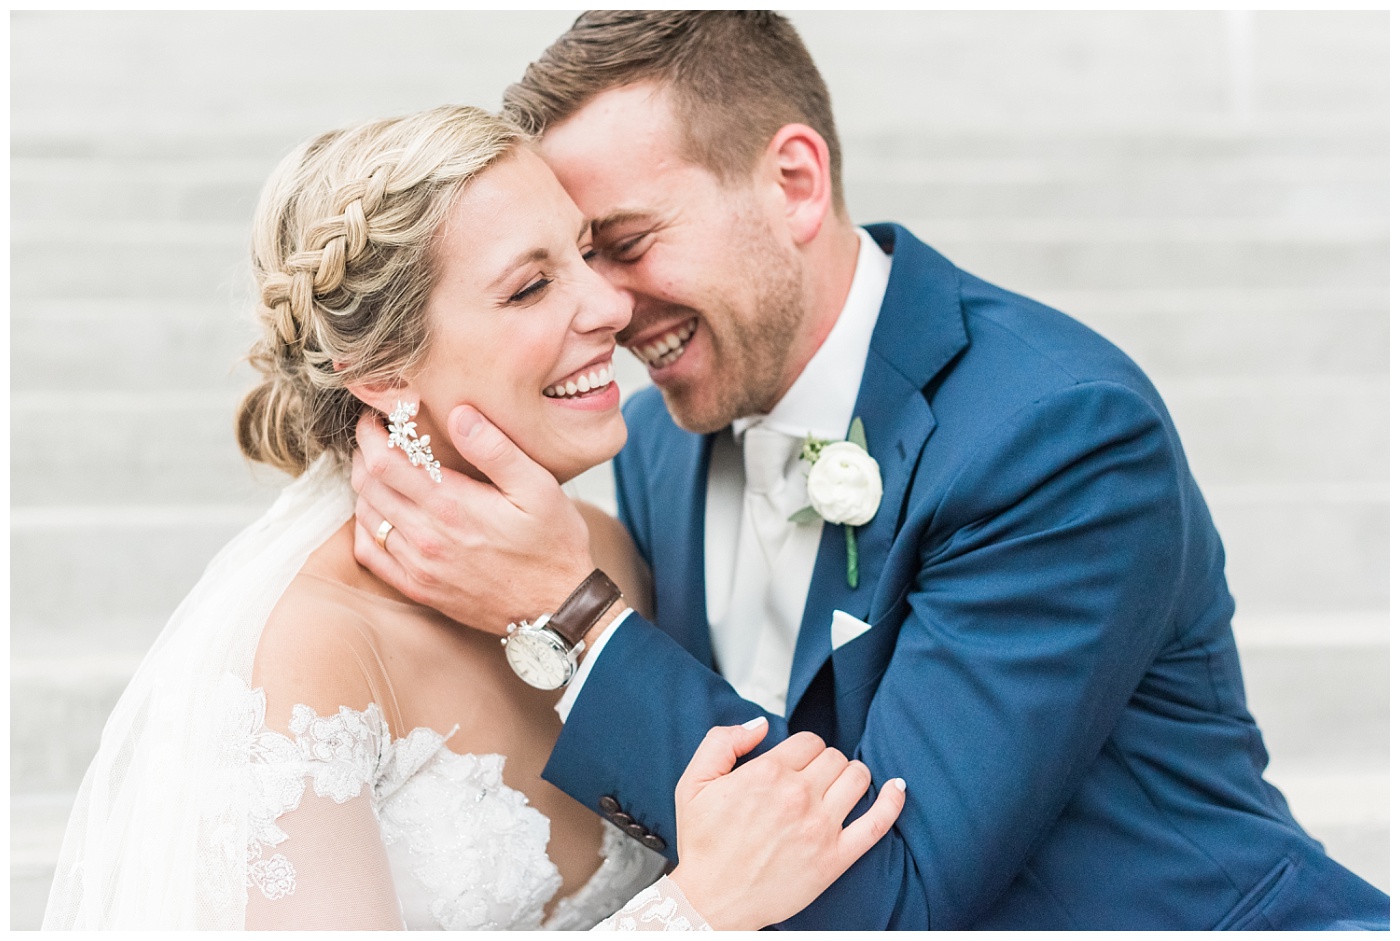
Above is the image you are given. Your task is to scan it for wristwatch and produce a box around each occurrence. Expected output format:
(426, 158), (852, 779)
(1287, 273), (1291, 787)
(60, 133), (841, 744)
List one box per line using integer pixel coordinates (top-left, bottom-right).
(501, 569), (622, 690)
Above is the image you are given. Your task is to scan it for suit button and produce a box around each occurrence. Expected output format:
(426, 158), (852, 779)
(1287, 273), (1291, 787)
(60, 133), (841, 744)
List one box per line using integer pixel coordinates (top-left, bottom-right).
(609, 811), (635, 829)
(599, 795), (621, 815)
(625, 823), (648, 841)
(640, 834), (666, 852)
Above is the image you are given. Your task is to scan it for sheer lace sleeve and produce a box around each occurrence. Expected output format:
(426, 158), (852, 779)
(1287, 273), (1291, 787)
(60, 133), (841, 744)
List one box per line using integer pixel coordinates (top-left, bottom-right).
(592, 876), (713, 931)
(239, 691), (406, 930)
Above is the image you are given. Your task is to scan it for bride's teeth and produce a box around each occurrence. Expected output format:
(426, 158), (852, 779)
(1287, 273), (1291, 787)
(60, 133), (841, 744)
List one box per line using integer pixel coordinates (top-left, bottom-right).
(546, 362), (616, 399)
(664, 331), (680, 351)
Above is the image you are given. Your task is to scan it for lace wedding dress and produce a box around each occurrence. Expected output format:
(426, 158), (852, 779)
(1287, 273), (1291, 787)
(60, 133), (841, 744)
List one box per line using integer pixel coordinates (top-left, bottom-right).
(42, 458), (709, 931)
(236, 678), (681, 929)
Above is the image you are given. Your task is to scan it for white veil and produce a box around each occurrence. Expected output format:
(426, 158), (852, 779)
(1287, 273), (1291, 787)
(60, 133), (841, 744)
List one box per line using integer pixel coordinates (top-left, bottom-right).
(43, 456), (353, 929)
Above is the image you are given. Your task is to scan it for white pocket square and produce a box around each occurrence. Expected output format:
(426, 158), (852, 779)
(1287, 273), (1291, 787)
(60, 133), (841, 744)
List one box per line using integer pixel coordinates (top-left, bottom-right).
(831, 610), (873, 650)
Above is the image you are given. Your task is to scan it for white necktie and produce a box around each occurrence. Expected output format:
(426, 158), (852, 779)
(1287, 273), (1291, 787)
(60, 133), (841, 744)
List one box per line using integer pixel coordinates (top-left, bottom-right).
(741, 426), (797, 566)
(711, 424), (812, 715)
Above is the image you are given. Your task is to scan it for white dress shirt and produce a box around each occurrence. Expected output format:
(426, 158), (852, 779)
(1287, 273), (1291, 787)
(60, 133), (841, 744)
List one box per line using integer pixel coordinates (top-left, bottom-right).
(557, 228), (891, 720)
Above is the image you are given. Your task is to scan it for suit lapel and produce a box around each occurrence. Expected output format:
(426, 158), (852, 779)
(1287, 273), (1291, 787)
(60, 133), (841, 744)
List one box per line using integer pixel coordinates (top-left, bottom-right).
(653, 429), (717, 669)
(784, 224), (969, 715)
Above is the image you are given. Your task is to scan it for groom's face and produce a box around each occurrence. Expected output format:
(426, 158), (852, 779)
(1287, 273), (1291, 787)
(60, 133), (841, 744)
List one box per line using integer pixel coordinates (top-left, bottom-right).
(540, 83), (806, 435)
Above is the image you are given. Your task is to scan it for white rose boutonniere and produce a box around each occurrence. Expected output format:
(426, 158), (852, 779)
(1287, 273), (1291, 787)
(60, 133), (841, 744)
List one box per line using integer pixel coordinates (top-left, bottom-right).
(807, 442), (883, 526)
(789, 417), (882, 588)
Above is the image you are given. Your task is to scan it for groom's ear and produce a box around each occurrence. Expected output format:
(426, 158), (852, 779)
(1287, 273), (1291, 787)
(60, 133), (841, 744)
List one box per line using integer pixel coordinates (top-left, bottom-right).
(762, 123), (834, 247)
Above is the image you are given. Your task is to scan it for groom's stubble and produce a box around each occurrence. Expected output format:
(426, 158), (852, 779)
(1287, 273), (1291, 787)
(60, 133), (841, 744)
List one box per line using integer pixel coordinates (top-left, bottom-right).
(652, 204), (808, 436)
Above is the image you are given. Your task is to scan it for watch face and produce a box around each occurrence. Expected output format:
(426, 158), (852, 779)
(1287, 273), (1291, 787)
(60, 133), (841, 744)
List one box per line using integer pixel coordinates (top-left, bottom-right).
(504, 630), (573, 690)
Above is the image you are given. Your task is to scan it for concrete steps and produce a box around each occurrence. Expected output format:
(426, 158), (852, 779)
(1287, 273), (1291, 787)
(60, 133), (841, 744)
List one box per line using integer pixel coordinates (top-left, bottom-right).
(11, 301), (257, 393)
(11, 9), (1386, 929)
(15, 125), (1388, 227)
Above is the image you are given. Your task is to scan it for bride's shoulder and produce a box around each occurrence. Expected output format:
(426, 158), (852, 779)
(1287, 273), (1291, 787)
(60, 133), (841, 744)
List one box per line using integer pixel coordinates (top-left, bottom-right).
(252, 526), (400, 736)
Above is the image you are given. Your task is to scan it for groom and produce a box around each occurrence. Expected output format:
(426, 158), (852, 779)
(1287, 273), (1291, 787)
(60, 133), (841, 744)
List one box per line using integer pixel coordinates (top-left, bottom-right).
(352, 12), (1388, 930)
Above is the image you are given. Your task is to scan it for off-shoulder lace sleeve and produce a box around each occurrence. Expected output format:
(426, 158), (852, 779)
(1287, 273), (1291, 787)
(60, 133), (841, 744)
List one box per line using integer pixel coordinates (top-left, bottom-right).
(592, 875), (713, 931)
(237, 687), (407, 929)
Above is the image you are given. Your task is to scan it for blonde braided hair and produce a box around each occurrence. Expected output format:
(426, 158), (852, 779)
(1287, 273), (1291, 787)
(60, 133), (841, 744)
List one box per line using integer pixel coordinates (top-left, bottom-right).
(236, 106), (523, 476)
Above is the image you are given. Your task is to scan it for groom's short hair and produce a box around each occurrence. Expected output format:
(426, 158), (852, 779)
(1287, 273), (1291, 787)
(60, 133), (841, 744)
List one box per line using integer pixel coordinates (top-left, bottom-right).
(503, 10), (845, 215)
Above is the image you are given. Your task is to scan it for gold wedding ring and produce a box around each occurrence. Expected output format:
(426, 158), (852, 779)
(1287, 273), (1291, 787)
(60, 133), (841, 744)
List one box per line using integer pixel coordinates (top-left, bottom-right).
(375, 519), (394, 551)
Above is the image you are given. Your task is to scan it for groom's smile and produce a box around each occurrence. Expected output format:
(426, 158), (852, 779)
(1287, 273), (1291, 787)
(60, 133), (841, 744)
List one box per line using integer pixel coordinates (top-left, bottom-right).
(626, 317), (696, 371)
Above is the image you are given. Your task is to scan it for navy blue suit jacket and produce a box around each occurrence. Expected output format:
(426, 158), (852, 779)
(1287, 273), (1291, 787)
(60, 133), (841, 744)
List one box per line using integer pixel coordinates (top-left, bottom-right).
(543, 224), (1389, 929)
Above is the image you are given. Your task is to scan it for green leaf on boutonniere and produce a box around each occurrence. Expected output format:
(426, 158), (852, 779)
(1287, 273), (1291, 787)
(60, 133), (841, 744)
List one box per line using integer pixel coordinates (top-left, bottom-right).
(847, 415), (867, 452)
(788, 505), (823, 525)
(844, 416), (868, 588)
(845, 524), (859, 588)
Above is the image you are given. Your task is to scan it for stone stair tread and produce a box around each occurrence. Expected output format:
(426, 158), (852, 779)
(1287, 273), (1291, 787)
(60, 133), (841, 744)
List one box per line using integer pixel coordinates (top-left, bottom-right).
(14, 216), (1390, 242)
(9, 482), (1388, 620)
(12, 234), (1387, 303)
(11, 293), (1388, 392)
(12, 121), (1391, 169)
(8, 380), (1387, 507)
(14, 155), (1386, 230)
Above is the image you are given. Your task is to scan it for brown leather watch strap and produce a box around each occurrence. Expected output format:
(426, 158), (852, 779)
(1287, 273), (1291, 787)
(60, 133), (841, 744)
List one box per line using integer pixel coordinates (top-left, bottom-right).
(548, 569), (623, 647)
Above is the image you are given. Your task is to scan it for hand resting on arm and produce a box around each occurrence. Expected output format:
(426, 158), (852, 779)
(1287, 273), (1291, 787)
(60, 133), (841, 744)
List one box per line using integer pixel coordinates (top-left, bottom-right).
(598, 718), (905, 931)
(667, 719), (906, 930)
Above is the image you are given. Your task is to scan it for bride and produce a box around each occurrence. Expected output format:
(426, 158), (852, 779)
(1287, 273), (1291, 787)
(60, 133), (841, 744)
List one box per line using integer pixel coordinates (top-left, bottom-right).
(42, 105), (904, 931)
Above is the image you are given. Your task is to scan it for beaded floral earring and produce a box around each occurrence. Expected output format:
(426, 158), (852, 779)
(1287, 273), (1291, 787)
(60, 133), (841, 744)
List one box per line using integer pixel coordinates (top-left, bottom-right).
(386, 401), (442, 483)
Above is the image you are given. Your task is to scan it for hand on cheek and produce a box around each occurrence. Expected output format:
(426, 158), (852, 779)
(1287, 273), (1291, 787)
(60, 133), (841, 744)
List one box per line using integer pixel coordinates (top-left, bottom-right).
(350, 407), (596, 632)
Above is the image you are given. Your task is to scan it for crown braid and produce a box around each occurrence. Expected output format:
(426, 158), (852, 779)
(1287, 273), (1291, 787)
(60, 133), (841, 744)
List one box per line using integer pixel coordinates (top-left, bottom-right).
(236, 107), (523, 476)
(255, 166), (389, 369)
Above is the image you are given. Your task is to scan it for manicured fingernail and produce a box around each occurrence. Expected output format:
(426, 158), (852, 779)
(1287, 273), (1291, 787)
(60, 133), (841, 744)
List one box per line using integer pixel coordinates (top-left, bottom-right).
(891, 777), (906, 792)
(456, 408), (482, 438)
(741, 716), (767, 730)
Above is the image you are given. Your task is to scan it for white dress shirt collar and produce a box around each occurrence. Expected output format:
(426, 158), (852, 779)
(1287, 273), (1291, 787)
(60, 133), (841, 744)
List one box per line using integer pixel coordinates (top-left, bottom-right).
(731, 227), (892, 444)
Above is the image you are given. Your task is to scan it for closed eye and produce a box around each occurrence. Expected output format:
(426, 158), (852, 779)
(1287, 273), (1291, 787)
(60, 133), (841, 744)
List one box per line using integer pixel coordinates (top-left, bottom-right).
(509, 277), (552, 303)
(605, 233), (650, 263)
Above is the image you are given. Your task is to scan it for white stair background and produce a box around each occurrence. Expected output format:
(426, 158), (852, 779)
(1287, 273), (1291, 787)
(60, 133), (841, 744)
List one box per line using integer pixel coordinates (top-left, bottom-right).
(10, 11), (1388, 928)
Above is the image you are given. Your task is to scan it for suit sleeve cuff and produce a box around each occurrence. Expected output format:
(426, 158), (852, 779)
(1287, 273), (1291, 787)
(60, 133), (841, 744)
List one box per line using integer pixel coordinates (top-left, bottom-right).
(554, 607), (632, 722)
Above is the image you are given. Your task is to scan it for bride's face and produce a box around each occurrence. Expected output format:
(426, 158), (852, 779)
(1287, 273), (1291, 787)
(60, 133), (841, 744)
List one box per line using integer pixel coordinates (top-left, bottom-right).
(407, 147), (631, 483)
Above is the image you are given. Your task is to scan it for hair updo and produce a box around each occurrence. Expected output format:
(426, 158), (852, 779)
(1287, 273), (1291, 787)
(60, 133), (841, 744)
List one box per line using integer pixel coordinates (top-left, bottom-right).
(236, 105), (523, 476)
